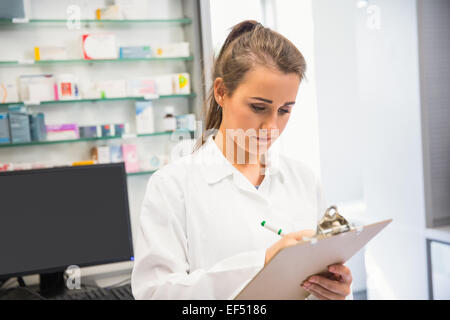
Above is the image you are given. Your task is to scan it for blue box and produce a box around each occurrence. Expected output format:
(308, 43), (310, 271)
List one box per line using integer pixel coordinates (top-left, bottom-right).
(109, 145), (123, 163)
(0, 113), (10, 144)
(114, 124), (125, 137)
(101, 124), (113, 137)
(29, 113), (46, 141)
(119, 46), (152, 59)
(9, 111), (31, 143)
(79, 126), (99, 138)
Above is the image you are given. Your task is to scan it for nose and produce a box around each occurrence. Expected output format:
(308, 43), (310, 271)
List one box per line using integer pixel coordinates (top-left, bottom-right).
(260, 112), (279, 136)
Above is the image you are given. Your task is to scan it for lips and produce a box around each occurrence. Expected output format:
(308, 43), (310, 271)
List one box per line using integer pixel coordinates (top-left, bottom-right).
(253, 136), (272, 142)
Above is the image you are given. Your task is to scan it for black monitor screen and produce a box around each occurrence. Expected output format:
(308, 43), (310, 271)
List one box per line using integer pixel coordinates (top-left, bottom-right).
(0, 163), (134, 278)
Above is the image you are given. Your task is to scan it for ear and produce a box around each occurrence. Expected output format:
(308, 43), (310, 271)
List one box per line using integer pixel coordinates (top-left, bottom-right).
(213, 77), (226, 107)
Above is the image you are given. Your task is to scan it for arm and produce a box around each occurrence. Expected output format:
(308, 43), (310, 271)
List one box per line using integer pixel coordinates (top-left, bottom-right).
(131, 173), (266, 300)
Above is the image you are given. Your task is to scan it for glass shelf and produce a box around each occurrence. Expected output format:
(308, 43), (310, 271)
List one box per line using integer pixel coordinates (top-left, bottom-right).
(0, 130), (194, 149)
(0, 56), (193, 67)
(0, 18), (192, 25)
(127, 170), (156, 177)
(0, 93), (197, 107)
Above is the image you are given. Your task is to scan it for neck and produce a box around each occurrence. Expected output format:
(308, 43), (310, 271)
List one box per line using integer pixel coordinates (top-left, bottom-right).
(214, 127), (266, 171)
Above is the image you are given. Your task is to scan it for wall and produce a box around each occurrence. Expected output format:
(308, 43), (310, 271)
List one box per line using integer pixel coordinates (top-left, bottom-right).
(311, 0), (364, 204)
(355, 0), (428, 299)
(274, 0), (322, 180)
(311, 0), (432, 299)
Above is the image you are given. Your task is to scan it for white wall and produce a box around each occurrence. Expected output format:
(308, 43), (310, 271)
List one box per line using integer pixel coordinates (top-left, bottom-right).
(274, 0), (322, 180)
(311, 0), (364, 204)
(209, 0), (263, 55)
(355, 0), (428, 299)
(311, 0), (432, 299)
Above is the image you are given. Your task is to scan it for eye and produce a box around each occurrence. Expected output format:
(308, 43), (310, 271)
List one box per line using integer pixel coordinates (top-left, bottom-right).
(250, 104), (266, 112)
(278, 108), (290, 114)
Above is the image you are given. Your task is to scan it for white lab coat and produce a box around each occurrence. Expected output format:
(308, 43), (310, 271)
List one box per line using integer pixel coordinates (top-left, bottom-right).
(131, 135), (353, 300)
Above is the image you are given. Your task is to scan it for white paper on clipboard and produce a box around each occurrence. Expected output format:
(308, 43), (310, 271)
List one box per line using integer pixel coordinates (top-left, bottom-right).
(234, 219), (392, 300)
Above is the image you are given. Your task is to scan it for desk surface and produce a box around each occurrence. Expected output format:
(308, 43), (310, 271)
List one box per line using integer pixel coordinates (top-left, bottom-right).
(425, 225), (450, 244)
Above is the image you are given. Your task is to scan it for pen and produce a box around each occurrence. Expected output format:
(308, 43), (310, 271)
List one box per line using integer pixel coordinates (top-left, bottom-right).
(261, 220), (285, 237)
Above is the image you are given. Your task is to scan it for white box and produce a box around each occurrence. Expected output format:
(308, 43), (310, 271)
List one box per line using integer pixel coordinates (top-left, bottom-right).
(96, 5), (123, 20)
(127, 78), (157, 97)
(176, 113), (196, 131)
(19, 74), (56, 102)
(82, 33), (117, 60)
(92, 146), (111, 164)
(0, 82), (19, 103)
(154, 42), (190, 58)
(34, 46), (67, 61)
(154, 75), (174, 96)
(135, 101), (155, 134)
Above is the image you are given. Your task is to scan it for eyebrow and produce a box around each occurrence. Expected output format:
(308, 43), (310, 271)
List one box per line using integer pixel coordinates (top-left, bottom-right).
(250, 97), (296, 106)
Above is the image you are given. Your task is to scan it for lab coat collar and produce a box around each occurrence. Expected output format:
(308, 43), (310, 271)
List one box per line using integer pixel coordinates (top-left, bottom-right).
(197, 134), (284, 185)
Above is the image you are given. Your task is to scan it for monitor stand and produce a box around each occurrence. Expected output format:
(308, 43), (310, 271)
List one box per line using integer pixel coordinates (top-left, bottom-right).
(39, 272), (65, 297)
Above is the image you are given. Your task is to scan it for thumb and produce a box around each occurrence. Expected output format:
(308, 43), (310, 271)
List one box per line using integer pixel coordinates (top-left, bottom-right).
(286, 229), (316, 241)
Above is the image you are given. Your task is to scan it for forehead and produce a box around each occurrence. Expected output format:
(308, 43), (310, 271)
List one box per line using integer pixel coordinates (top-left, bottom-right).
(234, 65), (301, 100)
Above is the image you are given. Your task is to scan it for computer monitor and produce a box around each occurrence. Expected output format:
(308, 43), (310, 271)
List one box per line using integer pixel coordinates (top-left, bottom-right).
(0, 163), (134, 295)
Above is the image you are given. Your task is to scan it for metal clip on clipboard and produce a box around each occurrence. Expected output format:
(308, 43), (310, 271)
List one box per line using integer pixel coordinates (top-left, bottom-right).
(304, 205), (362, 244)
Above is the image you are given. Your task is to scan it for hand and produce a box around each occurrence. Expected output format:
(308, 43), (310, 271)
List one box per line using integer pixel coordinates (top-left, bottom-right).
(265, 230), (315, 265)
(301, 264), (353, 300)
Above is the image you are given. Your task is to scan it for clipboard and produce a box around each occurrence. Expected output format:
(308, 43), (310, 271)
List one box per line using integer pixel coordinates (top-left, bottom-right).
(234, 217), (392, 300)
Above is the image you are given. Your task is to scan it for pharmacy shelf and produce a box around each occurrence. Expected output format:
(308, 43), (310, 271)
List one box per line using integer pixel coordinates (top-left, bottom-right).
(0, 130), (194, 149)
(0, 18), (192, 25)
(0, 55), (193, 67)
(0, 168), (156, 177)
(0, 93), (197, 107)
(127, 170), (156, 177)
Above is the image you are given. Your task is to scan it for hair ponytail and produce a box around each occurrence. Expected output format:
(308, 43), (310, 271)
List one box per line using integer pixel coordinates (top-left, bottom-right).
(217, 20), (261, 59)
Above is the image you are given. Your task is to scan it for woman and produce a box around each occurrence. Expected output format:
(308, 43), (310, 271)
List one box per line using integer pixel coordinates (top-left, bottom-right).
(131, 20), (353, 300)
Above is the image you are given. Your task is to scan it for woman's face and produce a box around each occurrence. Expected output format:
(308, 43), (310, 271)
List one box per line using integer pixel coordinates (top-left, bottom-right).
(214, 65), (301, 158)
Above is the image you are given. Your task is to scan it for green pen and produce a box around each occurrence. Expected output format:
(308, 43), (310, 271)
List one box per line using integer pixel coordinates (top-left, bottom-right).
(261, 220), (285, 237)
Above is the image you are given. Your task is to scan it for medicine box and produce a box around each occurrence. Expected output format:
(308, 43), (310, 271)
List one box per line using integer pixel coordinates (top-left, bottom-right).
(46, 124), (79, 141)
(79, 125), (100, 138)
(29, 113), (47, 141)
(122, 144), (139, 173)
(82, 33), (117, 60)
(110, 145), (123, 163)
(135, 101), (155, 134)
(0, 113), (10, 144)
(91, 146), (110, 164)
(8, 106), (31, 143)
(119, 46), (152, 59)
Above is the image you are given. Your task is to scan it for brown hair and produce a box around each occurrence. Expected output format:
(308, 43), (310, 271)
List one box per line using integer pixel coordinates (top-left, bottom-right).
(195, 20), (307, 150)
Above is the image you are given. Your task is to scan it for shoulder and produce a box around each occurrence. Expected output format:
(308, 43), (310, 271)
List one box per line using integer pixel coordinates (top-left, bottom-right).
(277, 154), (319, 187)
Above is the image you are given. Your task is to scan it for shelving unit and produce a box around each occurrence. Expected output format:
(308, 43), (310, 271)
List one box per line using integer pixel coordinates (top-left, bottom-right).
(0, 93), (196, 107)
(0, 55), (193, 67)
(126, 170), (156, 176)
(0, 130), (194, 149)
(0, 0), (212, 249)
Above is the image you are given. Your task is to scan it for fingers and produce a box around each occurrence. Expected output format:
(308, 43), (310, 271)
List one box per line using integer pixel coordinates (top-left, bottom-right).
(328, 264), (352, 283)
(302, 282), (344, 300)
(286, 229), (315, 241)
(265, 230), (316, 265)
(307, 290), (329, 300)
(301, 264), (353, 300)
(305, 275), (350, 296)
